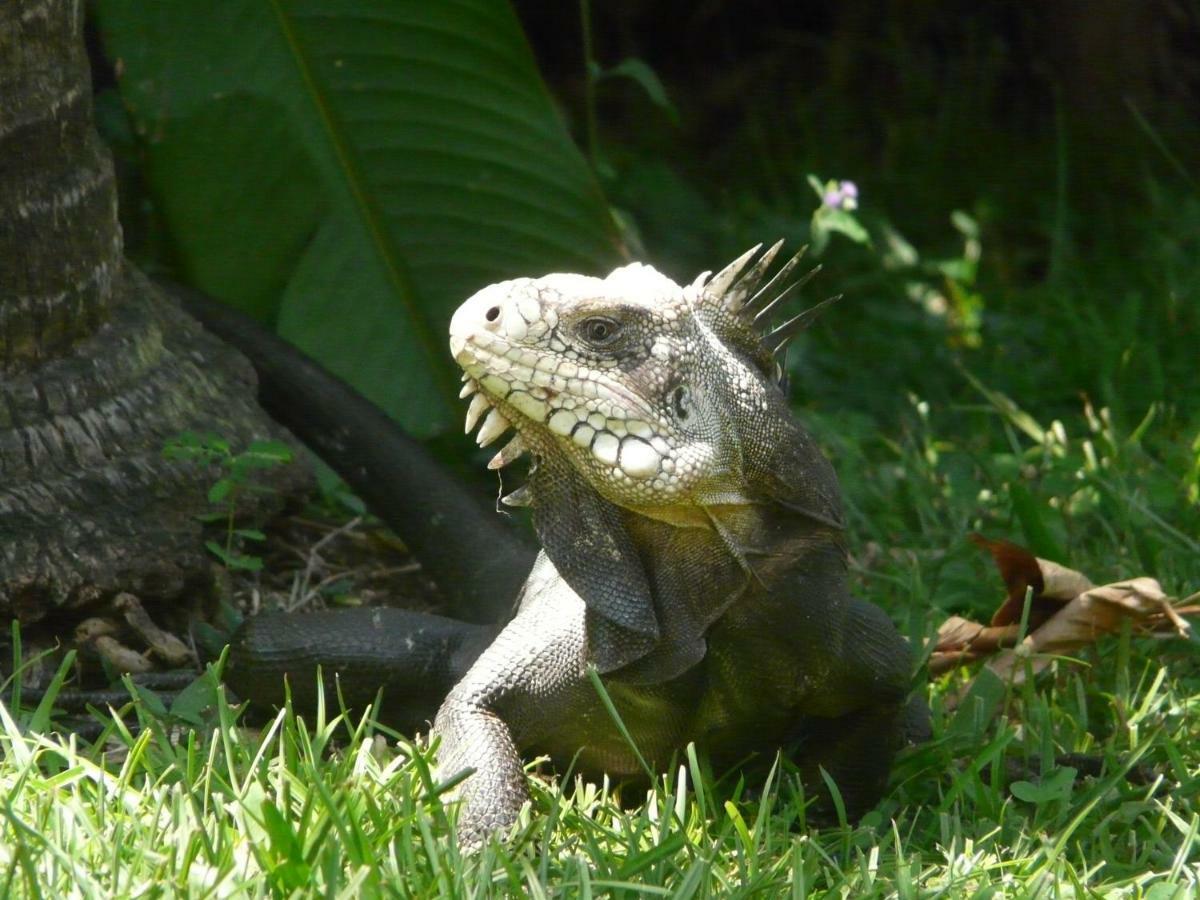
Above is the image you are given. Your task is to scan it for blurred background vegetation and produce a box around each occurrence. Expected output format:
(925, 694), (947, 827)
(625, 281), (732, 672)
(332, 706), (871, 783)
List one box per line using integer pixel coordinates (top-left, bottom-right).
(87, 0), (1200, 626)
(518, 0), (1200, 426)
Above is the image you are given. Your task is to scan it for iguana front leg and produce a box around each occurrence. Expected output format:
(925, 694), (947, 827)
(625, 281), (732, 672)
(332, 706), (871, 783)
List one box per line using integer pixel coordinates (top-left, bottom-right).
(792, 703), (909, 820)
(785, 595), (928, 819)
(431, 554), (590, 843)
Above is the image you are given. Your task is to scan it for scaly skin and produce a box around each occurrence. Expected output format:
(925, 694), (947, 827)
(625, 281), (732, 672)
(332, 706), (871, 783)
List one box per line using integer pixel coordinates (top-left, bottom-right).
(433, 244), (917, 843)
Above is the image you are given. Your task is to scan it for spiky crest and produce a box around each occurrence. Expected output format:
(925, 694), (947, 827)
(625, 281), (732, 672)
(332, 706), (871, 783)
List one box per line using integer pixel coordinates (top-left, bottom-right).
(703, 244), (760, 300)
(691, 243), (839, 380)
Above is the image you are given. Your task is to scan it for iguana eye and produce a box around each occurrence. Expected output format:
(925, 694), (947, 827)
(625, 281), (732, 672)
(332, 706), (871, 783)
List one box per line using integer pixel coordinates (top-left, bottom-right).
(671, 385), (691, 421)
(578, 316), (621, 347)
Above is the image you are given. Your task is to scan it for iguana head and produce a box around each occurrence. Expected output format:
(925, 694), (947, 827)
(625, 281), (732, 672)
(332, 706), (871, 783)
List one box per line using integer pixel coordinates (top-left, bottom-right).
(449, 242), (837, 522)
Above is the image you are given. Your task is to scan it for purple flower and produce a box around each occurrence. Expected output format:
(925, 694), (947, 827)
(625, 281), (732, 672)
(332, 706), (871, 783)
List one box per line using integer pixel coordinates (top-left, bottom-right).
(820, 180), (860, 211)
(825, 182), (864, 212)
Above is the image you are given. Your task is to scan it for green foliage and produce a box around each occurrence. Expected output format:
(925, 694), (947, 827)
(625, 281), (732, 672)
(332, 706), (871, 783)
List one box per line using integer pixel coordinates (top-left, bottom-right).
(95, 0), (622, 436)
(162, 432), (294, 572)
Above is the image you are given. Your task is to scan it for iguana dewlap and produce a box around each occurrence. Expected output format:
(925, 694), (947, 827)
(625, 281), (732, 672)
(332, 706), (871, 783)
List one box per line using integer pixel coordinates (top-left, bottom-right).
(432, 243), (916, 842)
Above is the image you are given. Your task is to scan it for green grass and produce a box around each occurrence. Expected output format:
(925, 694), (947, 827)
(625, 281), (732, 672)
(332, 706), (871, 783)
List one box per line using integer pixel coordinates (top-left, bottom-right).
(1, 607), (1197, 896)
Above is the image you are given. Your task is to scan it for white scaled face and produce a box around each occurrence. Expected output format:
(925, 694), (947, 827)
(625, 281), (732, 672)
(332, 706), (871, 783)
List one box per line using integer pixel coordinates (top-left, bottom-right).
(449, 263), (734, 510)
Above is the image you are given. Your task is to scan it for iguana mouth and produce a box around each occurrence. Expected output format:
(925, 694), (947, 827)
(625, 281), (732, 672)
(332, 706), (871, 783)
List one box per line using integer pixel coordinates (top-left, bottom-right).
(457, 374), (529, 471)
(450, 316), (669, 483)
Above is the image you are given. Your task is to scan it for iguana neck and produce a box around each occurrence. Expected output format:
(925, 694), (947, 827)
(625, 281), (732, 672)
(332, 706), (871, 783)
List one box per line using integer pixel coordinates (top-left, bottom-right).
(530, 446), (832, 600)
(623, 493), (843, 590)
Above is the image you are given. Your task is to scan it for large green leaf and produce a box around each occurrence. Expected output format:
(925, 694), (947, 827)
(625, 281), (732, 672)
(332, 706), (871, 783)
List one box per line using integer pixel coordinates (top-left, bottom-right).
(96, 0), (622, 435)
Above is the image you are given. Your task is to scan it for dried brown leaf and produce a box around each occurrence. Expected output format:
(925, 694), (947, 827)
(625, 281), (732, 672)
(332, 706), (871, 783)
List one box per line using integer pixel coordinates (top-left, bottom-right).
(969, 534), (1044, 625)
(92, 637), (154, 674)
(932, 537), (1195, 709)
(929, 616), (1021, 676)
(980, 577), (1180, 690)
(1037, 558), (1094, 600)
(968, 533), (1093, 628)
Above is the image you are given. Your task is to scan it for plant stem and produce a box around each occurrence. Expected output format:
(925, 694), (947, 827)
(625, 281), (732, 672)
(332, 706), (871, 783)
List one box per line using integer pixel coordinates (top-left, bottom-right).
(580, 0), (599, 169)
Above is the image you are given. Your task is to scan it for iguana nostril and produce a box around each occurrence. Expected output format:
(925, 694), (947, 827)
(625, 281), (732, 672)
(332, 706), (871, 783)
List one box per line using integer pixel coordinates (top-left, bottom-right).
(485, 306), (501, 323)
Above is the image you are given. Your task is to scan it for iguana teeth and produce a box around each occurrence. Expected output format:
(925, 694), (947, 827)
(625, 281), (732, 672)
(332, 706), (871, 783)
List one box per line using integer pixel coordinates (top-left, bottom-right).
(476, 408), (510, 447)
(499, 483), (532, 507)
(487, 434), (527, 470)
(459, 380), (478, 399)
(464, 393), (490, 434)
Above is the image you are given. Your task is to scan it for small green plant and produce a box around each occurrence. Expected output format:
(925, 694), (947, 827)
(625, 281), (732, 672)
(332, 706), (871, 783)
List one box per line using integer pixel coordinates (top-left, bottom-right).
(808, 175), (870, 253)
(808, 173), (985, 347)
(579, 0), (678, 178)
(1188, 430), (1200, 508)
(162, 432), (293, 571)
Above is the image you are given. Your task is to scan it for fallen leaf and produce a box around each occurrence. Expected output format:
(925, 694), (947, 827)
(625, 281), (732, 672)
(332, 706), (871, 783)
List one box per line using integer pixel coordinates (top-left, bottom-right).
(929, 616), (1020, 676)
(968, 533), (1092, 627)
(931, 537), (1196, 708)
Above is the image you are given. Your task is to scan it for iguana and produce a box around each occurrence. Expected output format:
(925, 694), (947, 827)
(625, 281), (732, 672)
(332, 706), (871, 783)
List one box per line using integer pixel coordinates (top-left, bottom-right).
(213, 243), (922, 844)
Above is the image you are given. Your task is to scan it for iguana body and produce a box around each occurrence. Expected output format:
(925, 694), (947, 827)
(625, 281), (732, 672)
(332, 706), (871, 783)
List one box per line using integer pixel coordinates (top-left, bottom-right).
(222, 244), (918, 843)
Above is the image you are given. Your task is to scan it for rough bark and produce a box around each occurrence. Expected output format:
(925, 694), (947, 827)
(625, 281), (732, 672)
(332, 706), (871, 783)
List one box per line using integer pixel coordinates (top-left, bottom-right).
(0, 0), (309, 623)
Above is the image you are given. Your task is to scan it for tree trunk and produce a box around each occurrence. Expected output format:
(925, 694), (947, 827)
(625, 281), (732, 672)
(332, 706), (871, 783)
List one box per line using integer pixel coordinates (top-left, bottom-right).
(0, 0), (308, 624)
